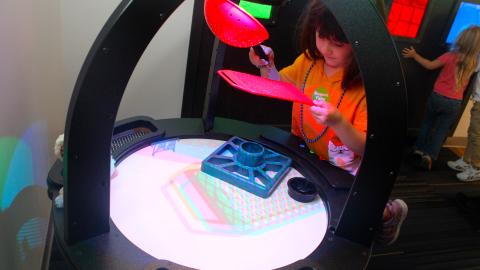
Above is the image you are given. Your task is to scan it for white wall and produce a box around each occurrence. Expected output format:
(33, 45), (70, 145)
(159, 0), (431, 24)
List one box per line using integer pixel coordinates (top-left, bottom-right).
(0, 0), (63, 269)
(453, 100), (472, 138)
(61, 0), (194, 121)
(1, 0), (194, 269)
(60, 0), (120, 107)
(122, 1), (194, 120)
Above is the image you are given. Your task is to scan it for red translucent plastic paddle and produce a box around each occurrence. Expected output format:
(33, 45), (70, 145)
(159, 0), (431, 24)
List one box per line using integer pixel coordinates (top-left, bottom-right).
(204, 0), (269, 61)
(217, 69), (315, 106)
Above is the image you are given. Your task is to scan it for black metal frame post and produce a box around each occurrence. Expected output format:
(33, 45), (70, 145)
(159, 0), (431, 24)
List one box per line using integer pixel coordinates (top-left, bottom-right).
(202, 38), (227, 131)
(321, 0), (407, 245)
(181, 0), (214, 118)
(64, 0), (185, 244)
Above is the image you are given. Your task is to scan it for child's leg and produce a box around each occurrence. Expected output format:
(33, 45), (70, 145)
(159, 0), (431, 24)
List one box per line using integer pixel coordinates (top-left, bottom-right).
(414, 94), (437, 153)
(423, 95), (461, 160)
(456, 102), (480, 182)
(464, 101), (480, 168)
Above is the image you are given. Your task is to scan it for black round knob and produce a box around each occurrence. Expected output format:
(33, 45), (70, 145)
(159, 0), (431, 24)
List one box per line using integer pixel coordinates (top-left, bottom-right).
(287, 177), (318, 203)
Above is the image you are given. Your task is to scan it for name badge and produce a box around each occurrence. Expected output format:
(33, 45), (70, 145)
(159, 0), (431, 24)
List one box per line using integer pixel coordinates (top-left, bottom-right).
(312, 87), (329, 102)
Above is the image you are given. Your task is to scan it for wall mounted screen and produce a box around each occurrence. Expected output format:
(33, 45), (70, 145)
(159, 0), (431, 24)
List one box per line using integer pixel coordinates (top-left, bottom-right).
(387, 0), (430, 39)
(445, 1), (480, 44)
(239, 0), (273, 19)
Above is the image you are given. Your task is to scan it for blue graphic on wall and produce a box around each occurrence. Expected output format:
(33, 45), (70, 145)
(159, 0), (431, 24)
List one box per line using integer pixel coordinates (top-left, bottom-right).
(446, 2), (480, 44)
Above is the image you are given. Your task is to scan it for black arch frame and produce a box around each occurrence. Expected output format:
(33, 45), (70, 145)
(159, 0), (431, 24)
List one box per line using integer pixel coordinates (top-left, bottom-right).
(59, 0), (406, 267)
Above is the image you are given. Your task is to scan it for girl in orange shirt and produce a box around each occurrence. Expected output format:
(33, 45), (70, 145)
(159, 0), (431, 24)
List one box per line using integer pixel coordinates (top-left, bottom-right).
(249, 0), (407, 245)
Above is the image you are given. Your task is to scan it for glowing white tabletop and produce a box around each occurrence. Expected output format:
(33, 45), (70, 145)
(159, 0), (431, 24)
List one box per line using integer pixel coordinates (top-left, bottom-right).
(110, 138), (328, 270)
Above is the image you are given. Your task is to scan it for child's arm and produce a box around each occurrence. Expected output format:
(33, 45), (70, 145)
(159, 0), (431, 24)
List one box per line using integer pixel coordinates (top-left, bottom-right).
(329, 117), (366, 155)
(310, 100), (366, 155)
(249, 46), (280, 80)
(402, 46), (444, 70)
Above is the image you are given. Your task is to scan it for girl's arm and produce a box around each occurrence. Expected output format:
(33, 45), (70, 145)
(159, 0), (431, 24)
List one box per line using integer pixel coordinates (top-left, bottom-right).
(310, 100), (366, 155)
(402, 46), (444, 70)
(329, 117), (366, 155)
(249, 46), (280, 80)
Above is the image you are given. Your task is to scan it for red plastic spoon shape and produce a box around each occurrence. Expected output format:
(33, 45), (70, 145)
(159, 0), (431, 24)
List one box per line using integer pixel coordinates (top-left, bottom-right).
(204, 0), (269, 60)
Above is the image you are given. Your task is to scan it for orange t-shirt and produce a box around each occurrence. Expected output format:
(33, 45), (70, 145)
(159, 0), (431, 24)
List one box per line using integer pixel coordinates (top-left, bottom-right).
(280, 54), (368, 174)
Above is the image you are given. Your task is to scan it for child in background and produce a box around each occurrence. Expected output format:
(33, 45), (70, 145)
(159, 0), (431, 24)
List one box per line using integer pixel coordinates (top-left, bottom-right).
(447, 72), (480, 181)
(402, 26), (480, 171)
(249, 0), (407, 245)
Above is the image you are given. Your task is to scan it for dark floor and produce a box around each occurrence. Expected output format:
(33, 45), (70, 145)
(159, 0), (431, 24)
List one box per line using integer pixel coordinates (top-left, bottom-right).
(368, 148), (480, 270)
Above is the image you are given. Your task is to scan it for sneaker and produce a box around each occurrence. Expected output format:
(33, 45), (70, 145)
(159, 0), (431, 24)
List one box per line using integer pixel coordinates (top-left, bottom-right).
(377, 199), (408, 246)
(408, 150), (424, 166)
(413, 149), (424, 156)
(447, 157), (470, 172)
(456, 165), (480, 182)
(419, 154), (432, 171)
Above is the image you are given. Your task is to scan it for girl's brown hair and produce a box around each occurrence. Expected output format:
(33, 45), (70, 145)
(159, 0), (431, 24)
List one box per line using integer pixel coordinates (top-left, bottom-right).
(297, 0), (362, 89)
(452, 26), (480, 90)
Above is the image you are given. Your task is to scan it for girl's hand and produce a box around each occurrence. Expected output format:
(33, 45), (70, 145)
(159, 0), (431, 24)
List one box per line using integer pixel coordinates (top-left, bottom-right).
(402, 46), (417, 58)
(310, 100), (343, 127)
(249, 45), (274, 68)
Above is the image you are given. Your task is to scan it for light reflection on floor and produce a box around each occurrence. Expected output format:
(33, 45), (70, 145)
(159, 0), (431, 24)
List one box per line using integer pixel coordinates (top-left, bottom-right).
(110, 138), (328, 270)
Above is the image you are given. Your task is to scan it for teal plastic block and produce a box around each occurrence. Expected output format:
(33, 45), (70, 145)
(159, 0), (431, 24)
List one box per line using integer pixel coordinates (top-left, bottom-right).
(201, 137), (292, 198)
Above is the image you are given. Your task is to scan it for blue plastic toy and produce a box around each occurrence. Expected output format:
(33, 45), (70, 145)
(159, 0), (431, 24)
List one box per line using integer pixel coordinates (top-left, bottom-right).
(201, 136), (292, 198)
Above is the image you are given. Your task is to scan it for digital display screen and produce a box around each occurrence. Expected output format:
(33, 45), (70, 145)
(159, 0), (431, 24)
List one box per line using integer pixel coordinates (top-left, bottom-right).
(239, 0), (273, 19)
(110, 138), (328, 270)
(446, 2), (480, 44)
(386, 0), (430, 39)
